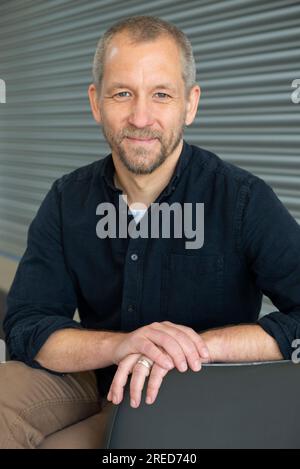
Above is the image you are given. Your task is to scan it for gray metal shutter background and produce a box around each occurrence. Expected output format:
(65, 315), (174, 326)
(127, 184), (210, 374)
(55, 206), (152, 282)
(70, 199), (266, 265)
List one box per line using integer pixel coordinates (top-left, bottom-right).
(0, 0), (299, 315)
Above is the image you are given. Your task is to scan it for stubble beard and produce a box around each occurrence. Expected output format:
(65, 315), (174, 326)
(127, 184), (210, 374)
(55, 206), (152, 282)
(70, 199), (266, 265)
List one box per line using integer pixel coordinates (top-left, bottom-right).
(101, 119), (186, 175)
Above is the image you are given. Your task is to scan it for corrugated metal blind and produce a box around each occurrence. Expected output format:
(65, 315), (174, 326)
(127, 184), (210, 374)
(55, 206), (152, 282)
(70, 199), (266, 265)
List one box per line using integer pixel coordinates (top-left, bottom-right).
(0, 0), (299, 314)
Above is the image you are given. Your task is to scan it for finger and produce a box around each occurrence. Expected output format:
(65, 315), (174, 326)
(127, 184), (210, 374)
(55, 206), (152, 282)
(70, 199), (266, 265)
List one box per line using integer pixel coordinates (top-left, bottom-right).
(107, 353), (140, 405)
(145, 362), (169, 405)
(134, 331), (178, 370)
(161, 321), (211, 363)
(149, 322), (203, 372)
(139, 326), (189, 373)
(129, 359), (152, 408)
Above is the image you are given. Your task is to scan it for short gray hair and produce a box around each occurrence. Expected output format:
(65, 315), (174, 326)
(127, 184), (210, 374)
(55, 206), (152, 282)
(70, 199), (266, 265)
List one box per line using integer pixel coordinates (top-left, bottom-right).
(92, 15), (196, 96)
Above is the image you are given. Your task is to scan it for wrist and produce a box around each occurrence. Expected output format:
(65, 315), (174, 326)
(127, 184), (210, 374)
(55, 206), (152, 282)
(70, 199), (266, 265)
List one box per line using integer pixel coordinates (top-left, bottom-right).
(199, 328), (224, 363)
(107, 331), (128, 365)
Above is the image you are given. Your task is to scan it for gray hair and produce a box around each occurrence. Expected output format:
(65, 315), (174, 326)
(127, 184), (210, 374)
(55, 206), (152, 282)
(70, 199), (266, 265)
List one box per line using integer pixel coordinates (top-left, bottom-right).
(92, 15), (196, 97)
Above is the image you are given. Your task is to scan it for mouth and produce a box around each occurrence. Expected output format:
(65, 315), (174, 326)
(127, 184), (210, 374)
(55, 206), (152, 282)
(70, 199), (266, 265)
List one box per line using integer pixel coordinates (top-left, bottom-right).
(126, 137), (158, 144)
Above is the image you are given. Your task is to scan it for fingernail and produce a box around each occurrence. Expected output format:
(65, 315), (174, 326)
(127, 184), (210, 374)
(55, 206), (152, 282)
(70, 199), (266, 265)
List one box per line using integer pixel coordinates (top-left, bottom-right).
(202, 349), (210, 358)
(194, 360), (201, 371)
(131, 399), (137, 407)
(146, 396), (152, 404)
(179, 361), (188, 372)
(165, 359), (173, 368)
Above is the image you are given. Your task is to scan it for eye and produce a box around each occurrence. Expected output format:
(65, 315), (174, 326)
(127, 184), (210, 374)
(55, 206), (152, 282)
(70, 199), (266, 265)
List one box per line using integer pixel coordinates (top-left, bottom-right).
(154, 92), (171, 99)
(114, 91), (131, 98)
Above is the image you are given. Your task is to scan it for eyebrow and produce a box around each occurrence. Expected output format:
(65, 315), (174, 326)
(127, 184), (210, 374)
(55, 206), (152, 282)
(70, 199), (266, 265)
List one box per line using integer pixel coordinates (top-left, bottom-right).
(107, 82), (177, 93)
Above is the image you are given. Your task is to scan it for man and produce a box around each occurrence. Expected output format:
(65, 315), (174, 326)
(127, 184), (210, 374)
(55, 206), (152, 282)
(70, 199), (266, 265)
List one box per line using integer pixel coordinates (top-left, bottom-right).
(1, 15), (300, 448)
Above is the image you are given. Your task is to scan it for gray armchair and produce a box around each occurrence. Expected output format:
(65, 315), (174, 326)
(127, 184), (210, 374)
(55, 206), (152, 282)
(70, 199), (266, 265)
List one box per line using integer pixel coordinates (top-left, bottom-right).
(104, 360), (300, 449)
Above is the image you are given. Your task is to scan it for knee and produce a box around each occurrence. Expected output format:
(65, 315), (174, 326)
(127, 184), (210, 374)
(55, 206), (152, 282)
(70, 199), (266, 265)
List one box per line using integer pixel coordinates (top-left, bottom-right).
(0, 361), (37, 407)
(0, 361), (43, 448)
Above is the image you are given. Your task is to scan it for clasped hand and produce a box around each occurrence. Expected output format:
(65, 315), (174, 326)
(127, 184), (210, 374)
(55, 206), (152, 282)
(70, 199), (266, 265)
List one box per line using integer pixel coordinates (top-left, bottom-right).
(107, 321), (211, 408)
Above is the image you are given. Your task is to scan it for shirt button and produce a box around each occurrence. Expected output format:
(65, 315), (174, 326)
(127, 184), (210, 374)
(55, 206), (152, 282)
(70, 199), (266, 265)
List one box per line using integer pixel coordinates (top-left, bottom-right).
(131, 253), (138, 261)
(127, 304), (135, 313)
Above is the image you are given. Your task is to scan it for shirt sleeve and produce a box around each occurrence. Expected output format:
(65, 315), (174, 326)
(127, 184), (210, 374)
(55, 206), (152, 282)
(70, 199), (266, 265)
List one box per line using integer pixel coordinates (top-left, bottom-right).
(239, 176), (300, 360)
(3, 178), (83, 371)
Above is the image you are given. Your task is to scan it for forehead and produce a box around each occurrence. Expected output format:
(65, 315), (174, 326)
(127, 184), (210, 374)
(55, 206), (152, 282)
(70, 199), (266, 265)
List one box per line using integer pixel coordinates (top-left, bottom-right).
(102, 32), (183, 87)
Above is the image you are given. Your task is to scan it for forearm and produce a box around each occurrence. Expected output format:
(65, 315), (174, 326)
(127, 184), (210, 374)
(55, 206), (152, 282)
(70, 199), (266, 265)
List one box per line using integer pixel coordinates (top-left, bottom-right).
(200, 324), (283, 362)
(35, 328), (127, 372)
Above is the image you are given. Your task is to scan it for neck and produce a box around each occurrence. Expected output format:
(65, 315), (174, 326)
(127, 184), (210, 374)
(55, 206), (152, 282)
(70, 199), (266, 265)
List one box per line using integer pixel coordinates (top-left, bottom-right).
(112, 139), (183, 208)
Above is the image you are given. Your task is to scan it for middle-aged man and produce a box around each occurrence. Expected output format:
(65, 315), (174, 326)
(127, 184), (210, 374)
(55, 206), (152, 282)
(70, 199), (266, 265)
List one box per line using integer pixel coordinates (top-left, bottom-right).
(1, 15), (300, 448)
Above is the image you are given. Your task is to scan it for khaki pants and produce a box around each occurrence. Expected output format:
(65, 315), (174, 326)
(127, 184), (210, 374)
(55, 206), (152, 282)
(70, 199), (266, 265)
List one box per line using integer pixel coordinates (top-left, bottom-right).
(0, 361), (113, 449)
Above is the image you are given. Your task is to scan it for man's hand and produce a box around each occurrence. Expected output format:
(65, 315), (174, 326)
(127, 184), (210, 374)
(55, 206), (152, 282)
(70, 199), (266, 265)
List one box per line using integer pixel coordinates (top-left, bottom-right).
(112, 320), (211, 373)
(107, 352), (170, 407)
(108, 321), (212, 407)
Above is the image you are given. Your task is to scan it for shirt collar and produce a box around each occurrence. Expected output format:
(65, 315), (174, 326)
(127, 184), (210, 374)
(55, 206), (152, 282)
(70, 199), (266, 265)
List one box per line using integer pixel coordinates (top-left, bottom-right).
(101, 139), (192, 199)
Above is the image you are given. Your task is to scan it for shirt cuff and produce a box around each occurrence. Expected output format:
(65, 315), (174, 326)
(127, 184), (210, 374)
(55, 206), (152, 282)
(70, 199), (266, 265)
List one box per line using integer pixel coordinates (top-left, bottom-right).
(7, 317), (84, 373)
(257, 311), (300, 360)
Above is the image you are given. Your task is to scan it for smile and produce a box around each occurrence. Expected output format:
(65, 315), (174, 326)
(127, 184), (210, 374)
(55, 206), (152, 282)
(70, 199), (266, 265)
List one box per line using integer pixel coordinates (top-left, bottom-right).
(126, 137), (158, 144)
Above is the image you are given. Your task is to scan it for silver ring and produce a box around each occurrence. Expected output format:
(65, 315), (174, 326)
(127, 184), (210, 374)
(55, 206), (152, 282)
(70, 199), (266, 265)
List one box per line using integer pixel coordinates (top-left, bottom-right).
(137, 358), (153, 369)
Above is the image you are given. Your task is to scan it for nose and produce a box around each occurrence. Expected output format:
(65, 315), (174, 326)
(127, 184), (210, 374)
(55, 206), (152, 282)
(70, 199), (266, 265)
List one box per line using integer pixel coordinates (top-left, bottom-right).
(127, 95), (155, 128)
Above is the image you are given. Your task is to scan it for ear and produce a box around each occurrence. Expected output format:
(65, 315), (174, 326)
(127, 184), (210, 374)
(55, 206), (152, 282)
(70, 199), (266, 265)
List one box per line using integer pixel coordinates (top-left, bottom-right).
(185, 85), (201, 126)
(88, 83), (102, 124)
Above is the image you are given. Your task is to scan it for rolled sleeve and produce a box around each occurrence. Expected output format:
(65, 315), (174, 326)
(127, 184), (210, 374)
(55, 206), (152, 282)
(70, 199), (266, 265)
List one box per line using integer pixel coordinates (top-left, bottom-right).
(3, 178), (83, 369)
(240, 177), (300, 359)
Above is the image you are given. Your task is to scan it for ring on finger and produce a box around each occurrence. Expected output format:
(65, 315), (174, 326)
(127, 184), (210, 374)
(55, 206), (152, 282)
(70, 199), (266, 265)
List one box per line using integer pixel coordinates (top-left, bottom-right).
(137, 357), (153, 369)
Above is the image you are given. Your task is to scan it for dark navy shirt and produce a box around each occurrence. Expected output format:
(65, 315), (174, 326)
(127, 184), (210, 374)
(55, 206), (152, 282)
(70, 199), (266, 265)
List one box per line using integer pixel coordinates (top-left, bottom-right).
(4, 140), (300, 396)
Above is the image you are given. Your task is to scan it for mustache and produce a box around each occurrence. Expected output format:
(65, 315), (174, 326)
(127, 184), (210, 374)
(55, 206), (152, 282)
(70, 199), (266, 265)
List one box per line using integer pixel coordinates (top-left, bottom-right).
(121, 129), (161, 140)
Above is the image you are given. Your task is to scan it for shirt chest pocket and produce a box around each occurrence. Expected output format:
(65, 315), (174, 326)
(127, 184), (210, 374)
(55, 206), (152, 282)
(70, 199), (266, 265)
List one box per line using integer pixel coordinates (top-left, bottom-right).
(160, 253), (224, 330)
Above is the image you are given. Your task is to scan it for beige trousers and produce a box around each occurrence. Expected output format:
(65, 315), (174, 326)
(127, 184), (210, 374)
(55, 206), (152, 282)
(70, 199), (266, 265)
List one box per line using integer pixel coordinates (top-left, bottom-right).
(0, 361), (113, 449)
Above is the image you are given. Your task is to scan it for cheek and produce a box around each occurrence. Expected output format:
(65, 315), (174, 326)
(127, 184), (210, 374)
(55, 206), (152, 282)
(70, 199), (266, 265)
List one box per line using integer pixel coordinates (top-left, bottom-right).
(164, 112), (186, 131)
(103, 107), (129, 129)
(101, 111), (119, 132)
